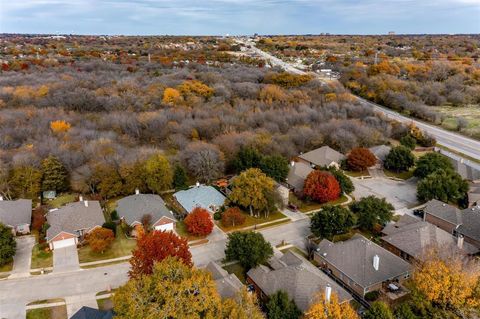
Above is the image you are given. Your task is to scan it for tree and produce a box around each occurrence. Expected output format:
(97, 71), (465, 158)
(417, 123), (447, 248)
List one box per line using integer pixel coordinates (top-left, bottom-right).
(384, 146), (415, 172)
(260, 155), (289, 182)
(303, 171), (341, 203)
(50, 120), (71, 134)
(114, 257), (222, 319)
(184, 207), (214, 236)
(394, 304), (418, 319)
(144, 153), (173, 193)
(349, 196), (394, 231)
(102, 221), (117, 236)
(400, 134), (417, 150)
(221, 207), (246, 227)
(224, 231), (273, 270)
(413, 152), (453, 179)
(182, 141), (225, 183)
(86, 227), (115, 253)
(310, 205), (356, 240)
(229, 168), (276, 217)
(304, 292), (359, 319)
(9, 166), (42, 199)
(0, 223), (16, 266)
(347, 147), (377, 171)
(326, 167), (354, 194)
(221, 288), (265, 319)
(173, 164), (188, 190)
(364, 302), (394, 319)
(265, 290), (302, 319)
(162, 87), (181, 105)
(129, 231), (192, 279)
(233, 147), (263, 173)
(41, 156), (69, 192)
(92, 165), (124, 199)
(417, 169), (469, 204)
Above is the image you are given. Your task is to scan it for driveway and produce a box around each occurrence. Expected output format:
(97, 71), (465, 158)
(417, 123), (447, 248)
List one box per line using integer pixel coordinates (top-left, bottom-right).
(53, 246), (80, 273)
(9, 236), (35, 278)
(65, 293), (98, 318)
(281, 208), (307, 221)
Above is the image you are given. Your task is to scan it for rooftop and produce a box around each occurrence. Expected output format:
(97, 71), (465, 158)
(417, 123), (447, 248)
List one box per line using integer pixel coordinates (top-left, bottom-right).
(116, 193), (174, 225)
(173, 185), (226, 213)
(298, 146), (345, 168)
(0, 198), (32, 227)
(286, 161), (313, 190)
(206, 262), (243, 299)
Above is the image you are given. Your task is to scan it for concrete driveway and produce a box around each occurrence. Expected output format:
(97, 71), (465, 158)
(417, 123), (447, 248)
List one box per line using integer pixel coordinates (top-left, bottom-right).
(53, 246), (80, 273)
(9, 236), (35, 278)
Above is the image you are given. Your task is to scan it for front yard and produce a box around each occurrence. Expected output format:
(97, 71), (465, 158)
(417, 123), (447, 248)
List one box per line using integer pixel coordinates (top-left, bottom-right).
(31, 244), (53, 269)
(175, 221), (207, 241)
(217, 210), (287, 232)
(289, 193), (349, 213)
(26, 305), (67, 319)
(383, 169), (414, 180)
(0, 260), (13, 273)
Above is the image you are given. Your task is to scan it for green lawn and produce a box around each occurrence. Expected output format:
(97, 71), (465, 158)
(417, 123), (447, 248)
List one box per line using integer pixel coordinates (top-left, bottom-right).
(344, 170), (370, 177)
(0, 260), (13, 273)
(175, 221), (207, 241)
(46, 194), (76, 208)
(217, 210), (287, 232)
(26, 306), (67, 319)
(31, 244), (53, 269)
(383, 169), (414, 180)
(290, 193), (349, 213)
(223, 262), (246, 283)
(78, 227), (136, 263)
(97, 297), (114, 311)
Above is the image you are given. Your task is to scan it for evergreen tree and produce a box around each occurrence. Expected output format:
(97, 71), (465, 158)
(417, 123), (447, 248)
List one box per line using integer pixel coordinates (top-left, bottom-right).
(41, 156), (69, 192)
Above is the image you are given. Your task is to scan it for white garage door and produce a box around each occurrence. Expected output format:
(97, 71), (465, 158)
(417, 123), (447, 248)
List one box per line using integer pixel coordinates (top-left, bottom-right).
(52, 238), (76, 250)
(155, 223), (174, 232)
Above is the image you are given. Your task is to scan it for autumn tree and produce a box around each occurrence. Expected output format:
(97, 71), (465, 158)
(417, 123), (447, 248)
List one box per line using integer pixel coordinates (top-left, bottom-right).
(413, 152), (453, 179)
(50, 120), (71, 134)
(310, 205), (356, 240)
(303, 171), (341, 203)
(92, 165), (124, 199)
(121, 160), (148, 195)
(266, 290), (302, 319)
(9, 165), (42, 199)
(225, 231), (273, 270)
(162, 87), (181, 105)
(184, 207), (214, 236)
(178, 80), (214, 99)
(41, 156), (69, 192)
(221, 207), (246, 228)
(0, 223), (16, 266)
(115, 257), (222, 319)
(144, 153), (173, 193)
(129, 231), (192, 279)
(221, 288), (265, 319)
(347, 147), (377, 171)
(304, 292), (359, 319)
(349, 196), (394, 231)
(384, 146), (415, 172)
(87, 227), (115, 253)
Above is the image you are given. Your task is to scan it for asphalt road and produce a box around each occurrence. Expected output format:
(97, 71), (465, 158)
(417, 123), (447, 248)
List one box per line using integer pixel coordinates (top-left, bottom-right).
(238, 39), (480, 161)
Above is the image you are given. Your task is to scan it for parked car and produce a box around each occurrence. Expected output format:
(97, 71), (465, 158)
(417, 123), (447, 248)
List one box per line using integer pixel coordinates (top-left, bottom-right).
(287, 204), (298, 212)
(413, 209), (424, 218)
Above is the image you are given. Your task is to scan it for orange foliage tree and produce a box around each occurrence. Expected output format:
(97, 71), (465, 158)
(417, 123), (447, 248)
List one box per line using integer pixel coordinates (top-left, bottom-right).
(221, 207), (246, 227)
(129, 230), (192, 279)
(87, 227), (115, 253)
(184, 207), (214, 236)
(303, 171), (341, 203)
(177, 80), (214, 98)
(50, 120), (71, 134)
(304, 292), (359, 319)
(347, 147), (377, 171)
(162, 87), (181, 105)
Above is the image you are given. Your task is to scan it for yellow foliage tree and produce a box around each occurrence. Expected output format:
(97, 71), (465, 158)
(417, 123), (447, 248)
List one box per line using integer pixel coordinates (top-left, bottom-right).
(50, 120), (71, 134)
(177, 80), (214, 98)
(259, 84), (288, 104)
(221, 288), (265, 319)
(162, 87), (181, 105)
(304, 292), (359, 319)
(36, 85), (49, 97)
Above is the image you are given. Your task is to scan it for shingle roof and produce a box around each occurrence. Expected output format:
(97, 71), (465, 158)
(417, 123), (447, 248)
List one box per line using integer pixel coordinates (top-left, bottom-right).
(247, 251), (352, 311)
(46, 200), (105, 241)
(116, 193), (174, 226)
(316, 235), (411, 289)
(70, 307), (113, 319)
(298, 146), (345, 168)
(173, 185), (226, 213)
(382, 215), (479, 259)
(424, 199), (462, 225)
(0, 199), (32, 227)
(458, 206), (480, 243)
(206, 262), (243, 299)
(369, 145), (391, 162)
(286, 162), (313, 191)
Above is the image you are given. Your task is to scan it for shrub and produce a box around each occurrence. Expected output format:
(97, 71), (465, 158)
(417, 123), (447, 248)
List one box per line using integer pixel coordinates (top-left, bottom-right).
(221, 207), (246, 227)
(213, 211), (222, 220)
(184, 207), (214, 236)
(365, 290), (380, 301)
(87, 227), (115, 253)
(400, 134), (416, 150)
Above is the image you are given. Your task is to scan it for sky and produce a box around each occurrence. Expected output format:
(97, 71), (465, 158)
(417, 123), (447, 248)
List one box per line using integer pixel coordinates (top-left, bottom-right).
(1, 0), (479, 35)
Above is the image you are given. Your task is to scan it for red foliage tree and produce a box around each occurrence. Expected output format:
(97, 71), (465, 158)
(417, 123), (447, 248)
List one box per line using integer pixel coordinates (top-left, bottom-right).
(129, 231), (192, 279)
(221, 207), (246, 227)
(184, 207), (214, 236)
(303, 171), (341, 203)
(32, 207), (46, 232)
(347, 147), (377, 171)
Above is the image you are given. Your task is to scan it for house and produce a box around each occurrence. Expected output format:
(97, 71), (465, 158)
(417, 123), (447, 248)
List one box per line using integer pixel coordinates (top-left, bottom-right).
(423, 199), (480, 249)
(369, 145), (391, 166)
(247, 251), (352, 311)
(173, 184), (226, 215)
(116, 190), (176, 236)
(286, 161), (313, 193)
(381, 215), (478, 262)
(46, 199), (105, 250)
(70, 306), (113, 319)
(206, 261), (243, 299)
(0, 197), (32, 235)
(298, 146), (346, 169)
(468, 182), (480, 207)
(314, 235), (412, 298)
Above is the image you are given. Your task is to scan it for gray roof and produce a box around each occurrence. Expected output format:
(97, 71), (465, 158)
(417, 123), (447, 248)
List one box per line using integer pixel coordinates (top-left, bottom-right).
(369, 145), (391, 162)
(206, 262), (243, 299)
(468, 184), (480, 205)
(116, 193), (174, 226)
(286, 162), (313, 191)
(458, 206), (480, 244)
(247, 251), (352, 311)
(70, 307), (113, 319)
(424, 199), (462, 225)
(0, 199), (32, 227)
(174, 185), (226, 213)
(46, 200), (105, 241)
(298, 146), (345, 168)
(382, 215), (479, 259)
(316, 235), (412, 289)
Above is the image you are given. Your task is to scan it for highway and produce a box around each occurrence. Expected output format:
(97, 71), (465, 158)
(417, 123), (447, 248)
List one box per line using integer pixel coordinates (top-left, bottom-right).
(237, 39), (480, 161)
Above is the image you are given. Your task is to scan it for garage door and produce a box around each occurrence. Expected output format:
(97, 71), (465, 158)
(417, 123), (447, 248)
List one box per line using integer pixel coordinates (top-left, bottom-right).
(155, 223), (174, 232)
(52, 238), (76, 250)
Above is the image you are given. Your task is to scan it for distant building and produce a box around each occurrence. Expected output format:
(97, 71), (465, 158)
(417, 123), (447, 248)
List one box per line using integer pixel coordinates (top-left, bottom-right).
(298, 146), (345, 169)
(0, 197), (32, 235)
(388, 31), (396, 35)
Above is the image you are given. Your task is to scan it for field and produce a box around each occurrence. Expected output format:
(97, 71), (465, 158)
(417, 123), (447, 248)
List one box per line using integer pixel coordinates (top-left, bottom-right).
(437, 105), (480, 139)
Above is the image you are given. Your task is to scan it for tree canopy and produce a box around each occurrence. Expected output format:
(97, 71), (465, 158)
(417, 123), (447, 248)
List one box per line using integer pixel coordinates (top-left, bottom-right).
(0, 223), (16, 266)
(416, 169), (469, 204)
(349, 196), (394, 231)
(347, 147), (377, 171)
(41, 155), (69, 192)
(224, 231), (273, 270)
(304, 292), (359, 319)
(413, 152), (453, 179)
(303, 171), (341, 203)
(363, 302), (394, 319)
(310, 205), (356, 240)
(86, 227), (115, 253)
(144, 153), (173, 193)
(184, 207), (214, 236)
(265, 290), (302, 319)
(384, 146), (415, 172)
(325, 167), (354, 194)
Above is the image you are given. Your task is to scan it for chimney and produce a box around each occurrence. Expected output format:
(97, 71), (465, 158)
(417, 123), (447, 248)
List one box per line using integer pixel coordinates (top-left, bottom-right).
(290, 161), (295, 167)
(135, 188), (140, 195)
(325, 284), (332, 303)
(457, 235), (464, 249)
(373, 254), (380, 271)
(79, 195), (83, 202)
(196, 182), (200, 188)
(84, 200), (89, 208)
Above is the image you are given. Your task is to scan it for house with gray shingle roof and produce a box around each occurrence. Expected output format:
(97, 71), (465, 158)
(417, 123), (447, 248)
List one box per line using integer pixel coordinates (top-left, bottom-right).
(116, 191), (176, 235)
(0, 198), (32, 235)
(314, 235), (412, 298)
(381, 215), (478, 262)
(286, 161), (313, 193)
(247, 251), (352, 311)
(173, 185), (226, 215)
(298, 146), (345, 169)
(206, 261), (243, 299)
(369, 145), (391, 164)
(46, 200), (105, 250)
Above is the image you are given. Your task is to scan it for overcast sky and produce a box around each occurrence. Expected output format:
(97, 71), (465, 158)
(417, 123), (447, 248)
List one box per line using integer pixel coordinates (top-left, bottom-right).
(1, 0), (479, 35)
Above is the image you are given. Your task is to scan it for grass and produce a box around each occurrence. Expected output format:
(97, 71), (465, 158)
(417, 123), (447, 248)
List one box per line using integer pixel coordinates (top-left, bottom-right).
(223, 262), (246, 283)
(46, 194), (76, 208)
(26, 305), (67, 319)
(256, 219), (291, 230)
(217, 210), (287, 232)
(77, 227), (136, 263)
(175, 221), (207, 241)
(81, 259), (129, 269)
(344, 170), (370, 177)
(31, 244), (53, 269)
(280, 246), (308, 259)
(97, 297), (114, 311)
(383, 169), (414, 180)
(290, 193), (349, 213)
(0, 260), (13, 273)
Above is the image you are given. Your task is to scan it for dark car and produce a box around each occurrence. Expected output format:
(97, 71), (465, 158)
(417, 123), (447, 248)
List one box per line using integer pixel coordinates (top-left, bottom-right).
(287, 204), (298, 212)
(413, 209), (424, 218)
